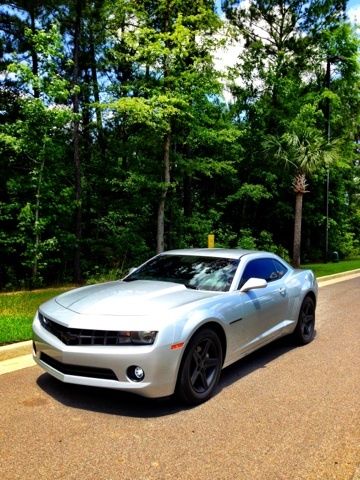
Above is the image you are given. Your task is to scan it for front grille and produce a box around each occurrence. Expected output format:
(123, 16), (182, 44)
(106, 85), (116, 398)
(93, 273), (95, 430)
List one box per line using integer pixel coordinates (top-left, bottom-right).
(39, 312), (129, 346)
(40, 352), (118, 380)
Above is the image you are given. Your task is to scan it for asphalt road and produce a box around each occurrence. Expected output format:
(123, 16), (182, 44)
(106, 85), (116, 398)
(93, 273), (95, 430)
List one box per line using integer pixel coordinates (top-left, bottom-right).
(1, 277), (360, 480)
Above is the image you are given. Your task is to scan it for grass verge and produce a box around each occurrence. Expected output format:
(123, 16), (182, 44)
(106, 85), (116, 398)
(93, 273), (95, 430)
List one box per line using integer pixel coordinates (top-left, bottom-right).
(0, 288), (70, 346)
(1, 259), (360, 346)
(304, 258), (360, 278)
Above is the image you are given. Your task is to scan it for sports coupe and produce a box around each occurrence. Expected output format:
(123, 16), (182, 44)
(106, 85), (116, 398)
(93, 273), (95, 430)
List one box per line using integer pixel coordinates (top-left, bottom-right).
(32, 249), (318, 405)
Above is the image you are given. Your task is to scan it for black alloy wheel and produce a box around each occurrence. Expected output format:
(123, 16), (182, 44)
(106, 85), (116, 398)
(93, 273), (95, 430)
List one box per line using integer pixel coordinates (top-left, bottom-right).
(177, 328), (223, 405)
(294, 296), (316, 345)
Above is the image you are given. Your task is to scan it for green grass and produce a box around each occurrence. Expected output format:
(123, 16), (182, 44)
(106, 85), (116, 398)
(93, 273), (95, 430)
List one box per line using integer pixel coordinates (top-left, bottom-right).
(0, 287), (71, 346)
(1, 258), (360, 346)
(304, 258), (360, 278)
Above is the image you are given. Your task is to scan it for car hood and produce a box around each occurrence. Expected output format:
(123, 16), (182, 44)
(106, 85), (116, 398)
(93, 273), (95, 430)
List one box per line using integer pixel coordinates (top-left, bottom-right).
(54, 280), (217, 316)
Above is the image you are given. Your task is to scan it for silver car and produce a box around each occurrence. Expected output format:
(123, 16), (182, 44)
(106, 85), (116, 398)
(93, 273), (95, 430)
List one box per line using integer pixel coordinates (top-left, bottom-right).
(32, 249), (318, 405)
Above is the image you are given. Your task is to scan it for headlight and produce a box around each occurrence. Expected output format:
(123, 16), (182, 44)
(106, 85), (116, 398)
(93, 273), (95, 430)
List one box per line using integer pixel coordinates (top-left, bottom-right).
(118, 331), (158, 345)
(129, 331), (158, 345)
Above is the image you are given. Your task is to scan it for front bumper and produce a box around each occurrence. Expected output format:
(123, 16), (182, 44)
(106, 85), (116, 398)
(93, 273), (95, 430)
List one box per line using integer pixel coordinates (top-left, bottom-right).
(32, 316), (182, 399)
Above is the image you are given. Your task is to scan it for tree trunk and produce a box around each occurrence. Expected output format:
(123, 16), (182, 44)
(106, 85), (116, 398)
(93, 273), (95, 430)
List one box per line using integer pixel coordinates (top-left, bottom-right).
(32, 154), (46, 283)
(89, 24), (105, 151)
(292, 192), (303, 268)
(324, 58), (331, 261)
(156, 0), (171, 254)
(72, 0), (82, 283)
(156, 132), (171, 253)
(183, 174), (192, 217)
(29, 5), (40, 99)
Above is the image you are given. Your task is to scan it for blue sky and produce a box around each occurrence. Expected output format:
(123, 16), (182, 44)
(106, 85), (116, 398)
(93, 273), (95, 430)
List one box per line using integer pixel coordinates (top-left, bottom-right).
(348, 0), (360, 8)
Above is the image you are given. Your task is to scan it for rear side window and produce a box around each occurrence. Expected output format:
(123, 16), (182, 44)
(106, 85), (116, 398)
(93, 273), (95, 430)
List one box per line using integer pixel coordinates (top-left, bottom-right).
(272, 259), (287, 280)
(238, 258), (288, 288)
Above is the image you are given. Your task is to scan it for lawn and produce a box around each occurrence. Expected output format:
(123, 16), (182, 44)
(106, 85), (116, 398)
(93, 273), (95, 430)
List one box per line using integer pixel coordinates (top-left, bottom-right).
(304, 258), (360, 278)
(1, 258), (360, 346)
(0, 287), (70, 346)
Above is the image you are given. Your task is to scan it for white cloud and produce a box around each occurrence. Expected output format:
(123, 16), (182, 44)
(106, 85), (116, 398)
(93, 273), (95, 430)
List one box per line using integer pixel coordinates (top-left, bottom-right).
(213, 32), (244, 73)
(348, 5), (360, 24)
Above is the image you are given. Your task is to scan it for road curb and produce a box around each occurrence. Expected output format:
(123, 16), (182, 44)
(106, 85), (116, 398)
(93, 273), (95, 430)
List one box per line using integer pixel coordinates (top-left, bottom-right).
(0, 353), (35, 375)
(0, 340), (32, 362)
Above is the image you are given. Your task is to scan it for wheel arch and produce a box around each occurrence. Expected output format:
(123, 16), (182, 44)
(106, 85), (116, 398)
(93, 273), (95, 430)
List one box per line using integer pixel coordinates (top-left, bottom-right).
(175, 321), (227, 404)
(180, 321), (227, 367)
(293, 291), (316, 345)
(304, 290), (317, 308)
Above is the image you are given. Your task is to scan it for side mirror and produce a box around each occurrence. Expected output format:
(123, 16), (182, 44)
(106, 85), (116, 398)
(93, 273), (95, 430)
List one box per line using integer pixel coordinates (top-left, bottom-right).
(240, 277), (267, 292)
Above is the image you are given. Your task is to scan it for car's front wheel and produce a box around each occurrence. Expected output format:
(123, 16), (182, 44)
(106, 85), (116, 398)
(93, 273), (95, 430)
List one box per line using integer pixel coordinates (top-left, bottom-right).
(176, 328), (223, 405)
(293, 296), (316, 345)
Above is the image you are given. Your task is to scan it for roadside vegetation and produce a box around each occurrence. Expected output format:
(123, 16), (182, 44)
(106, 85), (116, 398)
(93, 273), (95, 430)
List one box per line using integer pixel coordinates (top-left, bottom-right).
(1, 258), (360, 346)
(0, 1), (359, 291)
(0, 288), (70, 345)
(305, 258), (360, 278)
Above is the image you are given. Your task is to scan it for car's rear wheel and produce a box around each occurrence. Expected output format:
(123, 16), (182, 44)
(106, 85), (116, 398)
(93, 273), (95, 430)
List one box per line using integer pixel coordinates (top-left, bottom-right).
(176, 328), (223, 405)
(293, 296), (316, 345)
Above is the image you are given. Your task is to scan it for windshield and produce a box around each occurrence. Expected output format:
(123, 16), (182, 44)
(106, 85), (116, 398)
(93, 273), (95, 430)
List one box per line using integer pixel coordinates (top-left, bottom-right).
(124, 254), (239, 292)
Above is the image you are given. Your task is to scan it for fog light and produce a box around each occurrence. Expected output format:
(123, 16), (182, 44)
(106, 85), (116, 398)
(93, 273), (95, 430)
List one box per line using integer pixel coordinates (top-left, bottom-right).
(134, 366), (144, 379)
(127, 365), (145, 382)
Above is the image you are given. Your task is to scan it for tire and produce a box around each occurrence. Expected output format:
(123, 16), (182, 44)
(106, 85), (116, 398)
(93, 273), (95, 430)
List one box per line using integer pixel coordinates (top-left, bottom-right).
(293, 296), (316, 345)
(176, 328), (223, 406)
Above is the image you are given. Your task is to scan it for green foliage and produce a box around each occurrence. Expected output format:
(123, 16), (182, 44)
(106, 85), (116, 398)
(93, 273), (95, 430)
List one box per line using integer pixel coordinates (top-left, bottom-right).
(236, 229), (257, 250)
(0, 0), (359, 288)
(236, 228), (290, 260)
(176, 210), (222, 249)
(8, 23), (71, 101)
(224, 0), (360, 265)
(227, 183), (273, 203)
(0, 96), (75, 287)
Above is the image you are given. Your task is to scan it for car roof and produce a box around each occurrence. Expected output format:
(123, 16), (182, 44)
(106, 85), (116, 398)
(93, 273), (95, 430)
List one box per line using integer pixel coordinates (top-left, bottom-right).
(162, 248), (260, 260)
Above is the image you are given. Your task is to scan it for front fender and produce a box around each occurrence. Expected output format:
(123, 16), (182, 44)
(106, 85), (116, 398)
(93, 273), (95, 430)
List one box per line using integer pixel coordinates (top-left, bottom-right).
(170, 309), (226, 378)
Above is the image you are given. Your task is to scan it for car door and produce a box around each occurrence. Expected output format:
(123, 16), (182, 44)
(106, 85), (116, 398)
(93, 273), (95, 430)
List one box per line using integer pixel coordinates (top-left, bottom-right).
(229, 258), (290, 358)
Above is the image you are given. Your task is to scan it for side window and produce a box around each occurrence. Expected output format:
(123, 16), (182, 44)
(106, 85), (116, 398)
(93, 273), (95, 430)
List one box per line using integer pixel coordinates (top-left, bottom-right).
(272, 259), (288, 279)
(238, 258), (283, 289)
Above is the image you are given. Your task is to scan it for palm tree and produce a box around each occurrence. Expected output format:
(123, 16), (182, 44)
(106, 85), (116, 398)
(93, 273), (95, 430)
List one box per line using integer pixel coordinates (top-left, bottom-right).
(292, 170), (309, 268)
(265, 128), (337, 268)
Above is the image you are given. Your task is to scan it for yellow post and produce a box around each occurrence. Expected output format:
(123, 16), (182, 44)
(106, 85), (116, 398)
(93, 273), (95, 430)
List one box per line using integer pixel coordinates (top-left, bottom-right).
(208, 234), (215, 248)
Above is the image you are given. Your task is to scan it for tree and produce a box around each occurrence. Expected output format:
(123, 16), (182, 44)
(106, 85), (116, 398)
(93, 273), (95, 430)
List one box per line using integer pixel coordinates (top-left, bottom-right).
(105, 0), (224, 252)
(265, 105), (338, 267)
(0, 15), (74, 286)
(0, 0), (359, 288)
(223, 0), (360, 264)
